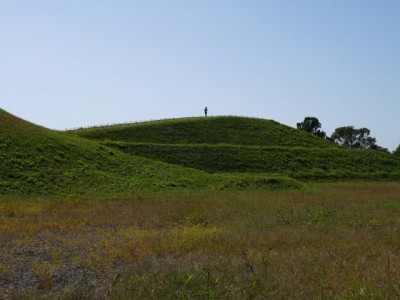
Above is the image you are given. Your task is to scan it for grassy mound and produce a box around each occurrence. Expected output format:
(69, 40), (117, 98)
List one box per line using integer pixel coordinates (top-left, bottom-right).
(0, 109), (303, 195)
(74, 116), (338, 148)
(72, 115), (400, 181)
(108, 143), (400, 180)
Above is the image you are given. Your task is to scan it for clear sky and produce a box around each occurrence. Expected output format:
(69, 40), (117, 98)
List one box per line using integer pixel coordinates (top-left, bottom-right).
(1, 1), (399, 150)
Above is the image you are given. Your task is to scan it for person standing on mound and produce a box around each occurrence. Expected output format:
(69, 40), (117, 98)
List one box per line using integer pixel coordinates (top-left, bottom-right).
(204, 106), (208, 117)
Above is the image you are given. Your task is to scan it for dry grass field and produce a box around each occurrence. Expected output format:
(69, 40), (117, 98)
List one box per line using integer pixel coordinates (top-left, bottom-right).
(1, 182), (400, 299)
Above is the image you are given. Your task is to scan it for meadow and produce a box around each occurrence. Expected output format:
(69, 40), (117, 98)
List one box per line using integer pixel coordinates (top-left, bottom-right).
(1, 182), (400, 299)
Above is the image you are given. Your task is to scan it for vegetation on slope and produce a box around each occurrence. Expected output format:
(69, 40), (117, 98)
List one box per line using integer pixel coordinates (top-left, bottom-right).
(0, 109), (302, 195)
(72, 115), (400, 181)
(108, 143), (400, 180)
(74, 116), (338, 148)
(2, 107), (398, 194)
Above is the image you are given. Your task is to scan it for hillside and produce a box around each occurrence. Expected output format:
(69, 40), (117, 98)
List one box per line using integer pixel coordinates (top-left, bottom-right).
(0, 109), (302, 195)
(72, 115), (400, 180)
(108, 143), (400, 180)
(74, 116), (338, 148)
(2, 108), (399, 196)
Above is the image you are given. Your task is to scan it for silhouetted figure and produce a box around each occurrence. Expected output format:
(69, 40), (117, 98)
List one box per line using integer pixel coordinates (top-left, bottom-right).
(204, 106), (208, 117)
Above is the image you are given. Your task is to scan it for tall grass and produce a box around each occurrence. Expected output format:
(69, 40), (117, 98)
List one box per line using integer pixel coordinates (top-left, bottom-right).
(1, 182), (400, 298)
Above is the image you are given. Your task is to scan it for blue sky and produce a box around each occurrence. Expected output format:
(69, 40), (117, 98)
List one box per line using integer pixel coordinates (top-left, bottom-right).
(1, 1), (399, 150)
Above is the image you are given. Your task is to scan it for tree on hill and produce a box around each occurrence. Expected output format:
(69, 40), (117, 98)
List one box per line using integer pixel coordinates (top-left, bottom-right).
(331, 126), (377, 149)
(370, 144), (389, 153)
(394, 145), (400, 157)
(296, 117), (326, 138)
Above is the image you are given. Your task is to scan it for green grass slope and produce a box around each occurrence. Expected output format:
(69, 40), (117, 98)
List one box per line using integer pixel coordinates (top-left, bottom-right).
(0, 109), (302, 195)
(72, 115), (400, 180)
(74, 116), (338, 148)
(109, 143), (400, 180)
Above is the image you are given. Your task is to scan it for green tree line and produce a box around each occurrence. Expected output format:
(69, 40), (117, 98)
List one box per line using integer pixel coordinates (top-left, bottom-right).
(297, 117), (393, 153)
